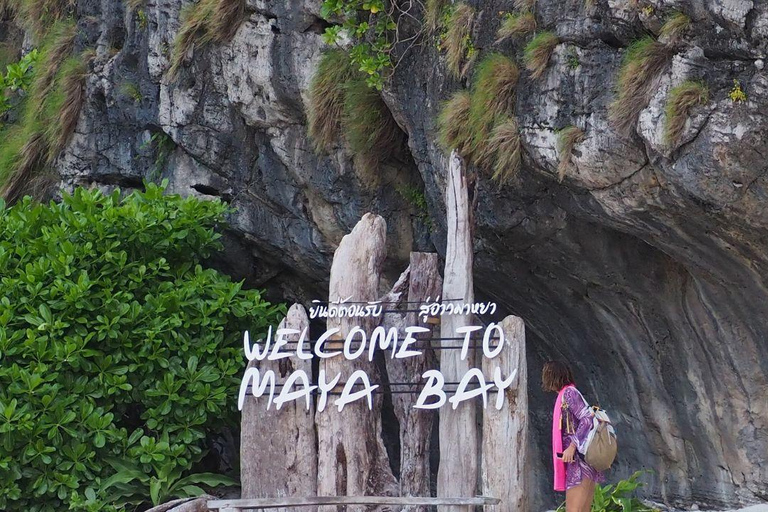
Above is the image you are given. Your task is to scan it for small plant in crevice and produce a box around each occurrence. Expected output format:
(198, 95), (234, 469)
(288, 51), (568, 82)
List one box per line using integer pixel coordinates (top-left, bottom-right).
(140, 131), (176, 182)
(120, 81), (143, 103)
(609, 36), (673, 134)
(640, 4), (654, 17)
(664, 80), (707, 146)
(136, 8), (149, 30)
(566, 47), (580, 69)
(659, 12), (690, 45)
(307, 49), (404, 175)
(398, 184), (432, 228)
(524, 31), (559, 79)
(556, 125), (584, 182)
(168, 0), (246, 80)
(496, 11), (536, 42)
(443, 3), (476, 78)
(729, 79), (746, 103)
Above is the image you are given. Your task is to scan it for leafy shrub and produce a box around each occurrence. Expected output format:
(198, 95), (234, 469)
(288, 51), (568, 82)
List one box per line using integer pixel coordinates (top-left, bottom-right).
(0, 49), (40, 119)
(0, 183), (283, 511)
(556, 471), (659, 512)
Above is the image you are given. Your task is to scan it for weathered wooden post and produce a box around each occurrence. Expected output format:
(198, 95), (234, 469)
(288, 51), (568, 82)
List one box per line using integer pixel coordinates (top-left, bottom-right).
(482, 315), (528, 511)
(381, 253), (442, 511)
(437, 151), (478, 512)
(240, 304), (318, 511)
(315, 213), (398, 511)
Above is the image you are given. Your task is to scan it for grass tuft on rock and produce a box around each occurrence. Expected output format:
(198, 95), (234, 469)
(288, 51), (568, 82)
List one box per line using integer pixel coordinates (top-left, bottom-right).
(497, 11), (536, 42)
(343, 77), (405, 174)
(444, 3), (475, 77)
(425, 0), (449, 32)
(307, 49), (404, 175)
(556, 126), (584, 182)
(16, 0), (75, 37)
(524, 31), (559, 79)
(487, 117), (522, 182)
(438, 90), (473, 155)
(609, 36), (672, 134)
(0, 21), (89, 202)
(664, 80), (708, 146)
(659, 12), (690, 45)
(308, 49), (358, 152)
(468, 53), (519, 161)
(514, 0), (535, 9)
(169, 0), (245, 80)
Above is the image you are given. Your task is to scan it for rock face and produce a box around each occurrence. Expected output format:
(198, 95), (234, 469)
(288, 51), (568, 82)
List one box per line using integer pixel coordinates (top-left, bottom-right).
(7, 0), (768, 508)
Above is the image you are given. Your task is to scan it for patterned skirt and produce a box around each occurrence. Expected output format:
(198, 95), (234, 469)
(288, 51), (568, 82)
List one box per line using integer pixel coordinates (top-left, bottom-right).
(565, 452), (605, 490)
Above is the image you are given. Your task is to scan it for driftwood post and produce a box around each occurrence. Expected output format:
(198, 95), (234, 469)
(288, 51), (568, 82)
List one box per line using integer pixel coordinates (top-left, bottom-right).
(481, 315), (528, 511)
(437, 151), (477, 511)
(381, 253), (442, 511)
(315, 213), (398, 511)
(240, 304), (317, 511)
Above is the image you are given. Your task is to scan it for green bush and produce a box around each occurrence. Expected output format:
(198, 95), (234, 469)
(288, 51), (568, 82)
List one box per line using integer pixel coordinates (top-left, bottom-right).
(556, 471), (659, 512)
(0, 183), (283, 511)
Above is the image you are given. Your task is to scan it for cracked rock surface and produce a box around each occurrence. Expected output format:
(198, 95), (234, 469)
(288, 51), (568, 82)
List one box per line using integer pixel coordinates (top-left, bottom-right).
(13, 0), (768, 508)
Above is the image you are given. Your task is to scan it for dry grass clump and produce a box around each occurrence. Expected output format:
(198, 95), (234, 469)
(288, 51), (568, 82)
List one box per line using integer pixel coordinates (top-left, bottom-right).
(169, 0), (246, 80)
(438, 54), (522, 183)
(343, 78), (405, 173)
(664, 80), (707, 146)
(609, 36), (673, 134)
(307, 50), (405, 175)
(556, 126), (584, 182)
(308, 49), (357, 152)
(437, 91), (473, 155)
(425, 0), (449, 33)
(659, 12), (690, 45)
(524, 31), (559, 79)
(496, 11), (536, 42)
(468, 53), (519, 161)
(514, 0), (535, 9)
(487, 117), (521, 182)
(444, 3), (475, 77)
(0, 21), (90, 202)
(16, 0), (75, 37)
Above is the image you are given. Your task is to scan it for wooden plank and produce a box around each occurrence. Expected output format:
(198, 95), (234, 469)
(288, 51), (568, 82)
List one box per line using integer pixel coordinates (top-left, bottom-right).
(481, 315), (528, 512)
(315, 213), (398, 512)
(240, 304), (317, 512)
(437, 150), (478, 512)
(208, 496), (500, 509)
(380, 252), (442, 512)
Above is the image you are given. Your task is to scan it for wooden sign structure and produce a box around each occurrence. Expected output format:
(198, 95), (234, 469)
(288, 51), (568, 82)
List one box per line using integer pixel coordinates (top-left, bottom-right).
(239, 150), (528, 511)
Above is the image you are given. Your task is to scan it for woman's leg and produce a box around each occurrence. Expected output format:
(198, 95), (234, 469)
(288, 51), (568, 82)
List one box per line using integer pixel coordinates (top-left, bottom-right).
(565, 479), (596, 512)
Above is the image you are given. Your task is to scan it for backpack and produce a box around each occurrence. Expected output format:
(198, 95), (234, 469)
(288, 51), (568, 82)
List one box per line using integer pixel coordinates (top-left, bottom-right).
(571, 388), (618, 471)
(583, 406), (617, 471)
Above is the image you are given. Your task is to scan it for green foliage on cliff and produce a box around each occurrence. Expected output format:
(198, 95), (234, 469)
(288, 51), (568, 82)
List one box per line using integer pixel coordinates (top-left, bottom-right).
(0, 48), (39, 118)
(0, 21), (89, 203)
(496, 11), (536, 41)
(168, 0), (246, 80)
(308, 49), (403, 174)
(441, 3), (476, 78)
(0, 183), (283, 511)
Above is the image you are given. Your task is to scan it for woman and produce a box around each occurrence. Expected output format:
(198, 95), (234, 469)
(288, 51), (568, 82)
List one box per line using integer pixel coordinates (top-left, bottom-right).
(543, 360), (605, 512)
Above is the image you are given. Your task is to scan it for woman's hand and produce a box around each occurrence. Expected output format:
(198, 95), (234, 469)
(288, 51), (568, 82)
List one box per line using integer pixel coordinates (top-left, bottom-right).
(562, 443), (577, 463)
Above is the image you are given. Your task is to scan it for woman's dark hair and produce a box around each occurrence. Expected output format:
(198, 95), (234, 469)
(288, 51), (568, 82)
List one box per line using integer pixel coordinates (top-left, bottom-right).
(542, 360), (575, 392)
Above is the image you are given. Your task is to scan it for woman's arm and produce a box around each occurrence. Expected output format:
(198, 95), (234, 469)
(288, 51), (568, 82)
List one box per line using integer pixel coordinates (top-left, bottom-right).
(564, 387), (593, 453)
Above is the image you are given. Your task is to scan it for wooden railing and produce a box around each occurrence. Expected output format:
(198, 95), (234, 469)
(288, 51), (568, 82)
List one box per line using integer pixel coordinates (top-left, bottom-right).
(207, 496), (501, 511)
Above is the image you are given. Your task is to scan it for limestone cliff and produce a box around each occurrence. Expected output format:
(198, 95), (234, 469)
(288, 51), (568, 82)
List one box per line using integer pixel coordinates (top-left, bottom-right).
(2, 0), (768, 509)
